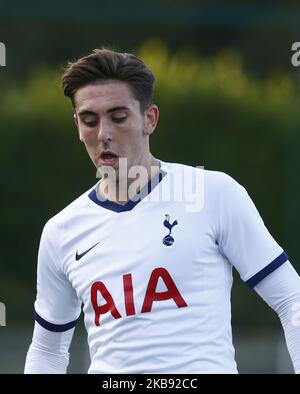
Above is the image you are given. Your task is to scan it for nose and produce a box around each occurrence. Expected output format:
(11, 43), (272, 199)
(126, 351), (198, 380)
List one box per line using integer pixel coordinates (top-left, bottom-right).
(97, 118), (112, 142)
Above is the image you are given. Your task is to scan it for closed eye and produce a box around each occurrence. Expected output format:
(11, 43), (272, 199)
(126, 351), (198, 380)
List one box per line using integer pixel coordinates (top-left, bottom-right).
(83, 120), (97, 128)
(112, 117), (127, 123)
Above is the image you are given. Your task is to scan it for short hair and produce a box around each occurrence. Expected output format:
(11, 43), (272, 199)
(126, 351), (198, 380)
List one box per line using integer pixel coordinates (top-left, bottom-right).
(61, 48), (156, 112)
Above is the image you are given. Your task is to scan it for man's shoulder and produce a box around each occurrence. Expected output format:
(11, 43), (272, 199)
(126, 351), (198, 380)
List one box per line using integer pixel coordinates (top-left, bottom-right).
(163, 161), (245, 211)
(43, 182), (98, 232)
(164, 161), (238, 190)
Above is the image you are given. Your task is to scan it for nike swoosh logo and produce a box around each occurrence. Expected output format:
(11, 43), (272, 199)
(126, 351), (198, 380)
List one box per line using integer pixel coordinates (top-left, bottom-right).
(75, 242), (99, 261)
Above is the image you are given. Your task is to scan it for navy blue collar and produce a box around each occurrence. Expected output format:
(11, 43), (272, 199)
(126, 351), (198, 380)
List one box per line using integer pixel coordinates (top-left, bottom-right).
(88, 169), (167, 212)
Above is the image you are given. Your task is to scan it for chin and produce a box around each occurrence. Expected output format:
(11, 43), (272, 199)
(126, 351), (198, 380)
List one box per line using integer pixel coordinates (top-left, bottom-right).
(96, 165), (120, 181)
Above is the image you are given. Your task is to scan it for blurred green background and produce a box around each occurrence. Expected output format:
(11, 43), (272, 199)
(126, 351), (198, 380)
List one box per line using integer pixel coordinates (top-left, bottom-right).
(0, 0), (300, 373)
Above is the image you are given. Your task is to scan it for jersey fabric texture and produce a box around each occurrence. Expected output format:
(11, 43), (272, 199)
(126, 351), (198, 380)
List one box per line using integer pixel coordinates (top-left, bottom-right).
(33, 161), (288, 373)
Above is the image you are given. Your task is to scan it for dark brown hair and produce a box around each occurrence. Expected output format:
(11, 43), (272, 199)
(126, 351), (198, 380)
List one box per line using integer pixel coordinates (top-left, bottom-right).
(61, 48), (155, 112)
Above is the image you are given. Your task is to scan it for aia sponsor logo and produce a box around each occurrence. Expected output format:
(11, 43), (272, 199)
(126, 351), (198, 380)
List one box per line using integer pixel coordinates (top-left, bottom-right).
(91, 267), (187, 326)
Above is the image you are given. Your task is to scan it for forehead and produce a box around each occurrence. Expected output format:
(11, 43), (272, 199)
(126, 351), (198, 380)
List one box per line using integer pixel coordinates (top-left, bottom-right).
(74, 81), (139, 113)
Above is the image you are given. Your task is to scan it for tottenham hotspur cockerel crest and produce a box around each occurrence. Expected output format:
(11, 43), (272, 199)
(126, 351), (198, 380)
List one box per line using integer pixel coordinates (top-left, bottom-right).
(163, 214), (178, 246)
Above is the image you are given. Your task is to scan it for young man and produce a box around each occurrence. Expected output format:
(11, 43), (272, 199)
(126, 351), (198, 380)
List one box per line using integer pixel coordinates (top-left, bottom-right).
(24, 48), (300, 374)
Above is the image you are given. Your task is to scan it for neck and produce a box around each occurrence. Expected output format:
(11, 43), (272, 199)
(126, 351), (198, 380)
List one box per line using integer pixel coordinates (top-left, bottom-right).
(98, 155), (161, 205)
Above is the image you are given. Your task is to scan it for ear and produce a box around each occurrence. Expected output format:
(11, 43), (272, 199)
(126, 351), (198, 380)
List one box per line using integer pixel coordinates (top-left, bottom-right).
(143, 104), (159, 136)
(74, 112), (84, 142)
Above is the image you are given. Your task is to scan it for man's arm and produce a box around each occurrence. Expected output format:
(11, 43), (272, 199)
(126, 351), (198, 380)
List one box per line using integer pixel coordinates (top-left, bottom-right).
(24, 322), (75, 374)
(254, 261), (300, 373)
(210, 172), (300, 372)
(25, 219), (81, 373)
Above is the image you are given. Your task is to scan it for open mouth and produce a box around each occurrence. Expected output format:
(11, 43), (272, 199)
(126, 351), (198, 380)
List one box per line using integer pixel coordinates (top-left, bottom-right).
(100, 152), (119, 166)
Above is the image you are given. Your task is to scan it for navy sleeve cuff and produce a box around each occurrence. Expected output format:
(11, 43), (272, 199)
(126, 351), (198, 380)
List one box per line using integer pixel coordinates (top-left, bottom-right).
(34, 309), (80, 332)
(246, 251), (289, 288)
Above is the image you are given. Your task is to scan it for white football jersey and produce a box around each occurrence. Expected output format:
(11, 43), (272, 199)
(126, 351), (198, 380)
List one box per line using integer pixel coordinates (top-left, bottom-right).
(34, 161), (287, 373)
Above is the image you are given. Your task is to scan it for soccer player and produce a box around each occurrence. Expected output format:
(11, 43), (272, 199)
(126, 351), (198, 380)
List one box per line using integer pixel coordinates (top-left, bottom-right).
(24, 48), (300, 374)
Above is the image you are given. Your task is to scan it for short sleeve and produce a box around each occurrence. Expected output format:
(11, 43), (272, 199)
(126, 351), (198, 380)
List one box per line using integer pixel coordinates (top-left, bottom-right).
(215, 173), (288, 288)
(34, 220), (81, 331)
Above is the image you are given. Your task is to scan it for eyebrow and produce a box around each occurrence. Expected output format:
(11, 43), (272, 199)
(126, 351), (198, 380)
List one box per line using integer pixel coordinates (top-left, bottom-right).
(77, 106), (130, 117)
(77, 110), (97, 117)
(107, 106), (130, 114)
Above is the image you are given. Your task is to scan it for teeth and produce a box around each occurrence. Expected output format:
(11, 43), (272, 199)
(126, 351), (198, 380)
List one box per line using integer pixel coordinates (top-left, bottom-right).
(102, 153), (117, 161)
